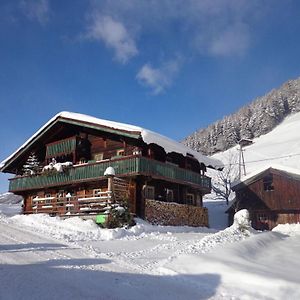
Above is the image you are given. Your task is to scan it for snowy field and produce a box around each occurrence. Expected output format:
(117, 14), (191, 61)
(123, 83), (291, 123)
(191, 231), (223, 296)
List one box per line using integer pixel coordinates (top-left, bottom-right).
(1, 202), (300, 300)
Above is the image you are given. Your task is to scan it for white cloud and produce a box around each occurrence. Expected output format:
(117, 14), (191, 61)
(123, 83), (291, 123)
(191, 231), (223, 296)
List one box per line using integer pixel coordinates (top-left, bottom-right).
(209, 24), (250, 57)
(86, 14), (138, 64)
(85, 0), (271, 92)
(87, 0), (267, 58)
(19, 0), (49, 24)
(136, 59), (181, 94)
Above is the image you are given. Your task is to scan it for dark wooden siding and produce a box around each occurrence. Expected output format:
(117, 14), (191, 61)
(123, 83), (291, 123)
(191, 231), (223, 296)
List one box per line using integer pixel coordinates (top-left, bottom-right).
(236, 171), (300, 211)
(89, 135), (137, 160)
(232, 169), (300, 230)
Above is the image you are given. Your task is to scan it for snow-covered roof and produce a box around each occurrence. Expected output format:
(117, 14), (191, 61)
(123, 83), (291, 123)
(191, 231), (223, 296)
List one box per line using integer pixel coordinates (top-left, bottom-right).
(0, 111), (223, 171)
(232, 163), (300, 189)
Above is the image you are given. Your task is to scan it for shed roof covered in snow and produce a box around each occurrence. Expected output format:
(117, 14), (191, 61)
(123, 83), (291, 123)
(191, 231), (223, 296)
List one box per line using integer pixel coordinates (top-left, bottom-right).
(0, 111), (223, 172)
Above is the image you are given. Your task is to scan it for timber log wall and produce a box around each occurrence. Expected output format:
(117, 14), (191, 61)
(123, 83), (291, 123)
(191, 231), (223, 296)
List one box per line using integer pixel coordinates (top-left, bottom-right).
(145, 199), (209, 227)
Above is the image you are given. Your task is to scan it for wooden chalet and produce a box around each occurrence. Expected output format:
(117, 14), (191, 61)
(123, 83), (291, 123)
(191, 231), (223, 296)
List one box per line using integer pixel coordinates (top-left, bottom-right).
(0, 112), (222, 226)
(227, 166), (300, 230)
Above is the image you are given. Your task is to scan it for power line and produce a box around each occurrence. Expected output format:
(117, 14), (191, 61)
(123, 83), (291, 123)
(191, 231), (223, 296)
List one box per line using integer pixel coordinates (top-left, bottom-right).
(214, 152), (300, 168)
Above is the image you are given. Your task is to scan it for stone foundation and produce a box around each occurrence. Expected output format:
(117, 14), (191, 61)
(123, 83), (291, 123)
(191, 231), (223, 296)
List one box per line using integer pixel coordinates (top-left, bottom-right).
(145, 199), (209, 227)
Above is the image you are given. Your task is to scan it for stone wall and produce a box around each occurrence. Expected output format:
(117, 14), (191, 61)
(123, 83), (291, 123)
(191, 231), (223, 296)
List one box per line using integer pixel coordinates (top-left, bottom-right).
(145, 199), (209, 227)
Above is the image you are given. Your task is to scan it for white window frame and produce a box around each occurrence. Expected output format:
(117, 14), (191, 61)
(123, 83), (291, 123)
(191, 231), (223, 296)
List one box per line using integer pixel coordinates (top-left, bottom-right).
(117, 149), (125, 156)
(186, 193), (195, 205)
(93, 152), (104, 161)
(93, 189), (102, 197)
(166, 189), (174, 202)
(45, 193), (52, 204)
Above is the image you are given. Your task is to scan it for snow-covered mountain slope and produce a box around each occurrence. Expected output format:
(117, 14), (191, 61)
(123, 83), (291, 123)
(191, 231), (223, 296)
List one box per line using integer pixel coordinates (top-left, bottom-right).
(0, 192), (23, 204)
(212, 111), (300, 178)
(184, 77), (300, 155)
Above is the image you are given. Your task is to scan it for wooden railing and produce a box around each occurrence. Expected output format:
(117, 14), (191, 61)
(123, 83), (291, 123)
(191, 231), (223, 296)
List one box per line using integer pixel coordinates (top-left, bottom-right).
(9, 155), (211, 192)
(27, 192), (113, 216)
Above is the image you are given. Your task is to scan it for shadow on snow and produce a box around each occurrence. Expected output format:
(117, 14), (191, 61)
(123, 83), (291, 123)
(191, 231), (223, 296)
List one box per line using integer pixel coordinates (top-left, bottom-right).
(0, 242), (220, 300)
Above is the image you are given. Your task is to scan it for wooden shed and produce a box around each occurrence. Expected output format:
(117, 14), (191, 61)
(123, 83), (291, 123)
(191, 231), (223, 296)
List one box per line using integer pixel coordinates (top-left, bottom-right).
(227, 166), (300, 230)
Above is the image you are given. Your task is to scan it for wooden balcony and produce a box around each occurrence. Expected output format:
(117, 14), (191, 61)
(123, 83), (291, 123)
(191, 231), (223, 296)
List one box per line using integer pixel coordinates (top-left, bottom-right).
(9, 155), (211, 192)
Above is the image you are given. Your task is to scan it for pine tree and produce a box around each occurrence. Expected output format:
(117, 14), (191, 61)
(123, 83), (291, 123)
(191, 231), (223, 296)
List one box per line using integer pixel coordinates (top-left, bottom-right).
(22, 152), (40, 175)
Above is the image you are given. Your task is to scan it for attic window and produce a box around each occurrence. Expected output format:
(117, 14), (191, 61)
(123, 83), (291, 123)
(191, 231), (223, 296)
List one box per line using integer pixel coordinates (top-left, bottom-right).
(117, 149), (125, 156)
(263, 174), (274, 191)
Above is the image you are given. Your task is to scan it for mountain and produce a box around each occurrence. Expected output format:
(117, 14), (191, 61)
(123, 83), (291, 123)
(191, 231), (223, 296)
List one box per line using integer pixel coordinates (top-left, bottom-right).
(0, 192), (23, 204)
(183, 77), (300, 155)
(211, 111), (300, 174)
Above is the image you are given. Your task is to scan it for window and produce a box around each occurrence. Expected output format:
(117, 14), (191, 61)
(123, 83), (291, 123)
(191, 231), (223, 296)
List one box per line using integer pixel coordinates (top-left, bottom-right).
(166, 189), (174, 202)
(78, 157), (87, 164)
(65, 191), (74, 201)
(257, 213), (267, 222)
(186, 193), (195, 205)
(133, 148), (141, 155)
(31, 195), (38, 205)
(256, 213), (270, 230)
(263, 174), (274, 191)
(56, 190), (64, 198)
(93, 189), (102, 197)
(144, 185), (155, 199)
(196, 194), (202, 206)
(56, 191), (64, 205)
(117, 149), (125, 156)
(93, 152), (104, 161)
(45, 193), (52, 204)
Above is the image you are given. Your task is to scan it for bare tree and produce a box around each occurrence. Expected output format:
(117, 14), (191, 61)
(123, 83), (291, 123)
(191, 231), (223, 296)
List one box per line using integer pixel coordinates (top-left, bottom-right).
(212, 150), (239, 205)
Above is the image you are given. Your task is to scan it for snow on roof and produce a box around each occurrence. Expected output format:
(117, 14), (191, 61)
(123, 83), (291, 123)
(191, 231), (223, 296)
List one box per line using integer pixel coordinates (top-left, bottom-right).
(232, 163), (300, 188)
(0, 111), (223, 171)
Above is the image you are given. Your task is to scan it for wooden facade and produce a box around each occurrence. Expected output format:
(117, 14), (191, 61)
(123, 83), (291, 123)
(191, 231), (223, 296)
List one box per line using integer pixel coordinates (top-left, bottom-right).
(1, 113), (219, 225)
(228, 167), (300, 230)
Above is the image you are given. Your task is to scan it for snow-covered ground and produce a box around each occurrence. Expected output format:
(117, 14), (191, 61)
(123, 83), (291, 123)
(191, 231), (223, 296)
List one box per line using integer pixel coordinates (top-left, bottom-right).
(1, 201), (300, 300)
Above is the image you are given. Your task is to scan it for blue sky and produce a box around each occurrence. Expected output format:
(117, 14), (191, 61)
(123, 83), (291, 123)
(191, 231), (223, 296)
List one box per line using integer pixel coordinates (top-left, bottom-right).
(1, 0), (300, 192)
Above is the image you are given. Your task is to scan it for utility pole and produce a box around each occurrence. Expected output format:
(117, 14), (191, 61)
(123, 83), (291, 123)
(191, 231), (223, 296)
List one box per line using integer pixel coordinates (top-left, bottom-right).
(238, 139), (253, 179)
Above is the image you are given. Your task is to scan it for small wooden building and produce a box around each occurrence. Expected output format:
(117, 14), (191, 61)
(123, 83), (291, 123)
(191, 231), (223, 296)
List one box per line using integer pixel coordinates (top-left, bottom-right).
(227, 166), (300, 230)
(0, 112), (222, 227)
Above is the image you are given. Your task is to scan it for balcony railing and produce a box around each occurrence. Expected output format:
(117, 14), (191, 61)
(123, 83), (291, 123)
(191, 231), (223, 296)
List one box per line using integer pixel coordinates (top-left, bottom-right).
(9, 155), (211, 192)
(26, 192), (113, 216)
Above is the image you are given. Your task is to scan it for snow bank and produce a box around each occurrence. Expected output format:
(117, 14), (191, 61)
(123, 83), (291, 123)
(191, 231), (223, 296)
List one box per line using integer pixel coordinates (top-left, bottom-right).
(161, 230), (298, 299)
(176, 209), (256, 254)
(272, 223), (300, 236)
(7, 214), (213, 243)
